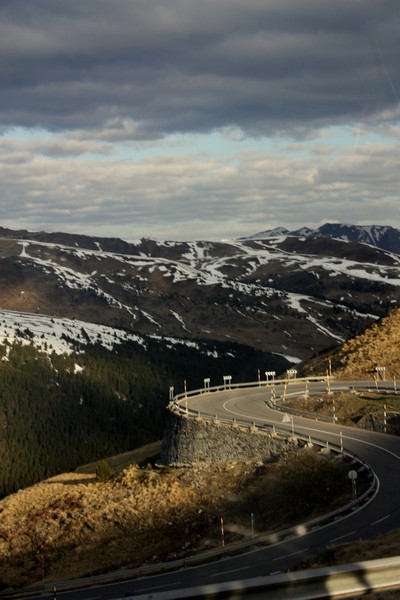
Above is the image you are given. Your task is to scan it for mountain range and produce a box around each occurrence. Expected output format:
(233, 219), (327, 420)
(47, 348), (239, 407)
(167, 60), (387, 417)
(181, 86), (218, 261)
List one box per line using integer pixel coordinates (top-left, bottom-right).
(244, 223), (400, 254)
(0, 222), (399, 363)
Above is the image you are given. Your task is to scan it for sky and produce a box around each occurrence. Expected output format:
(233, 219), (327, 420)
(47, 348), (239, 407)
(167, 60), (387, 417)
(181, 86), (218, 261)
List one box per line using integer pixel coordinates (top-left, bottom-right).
(0, 0), (399, 241)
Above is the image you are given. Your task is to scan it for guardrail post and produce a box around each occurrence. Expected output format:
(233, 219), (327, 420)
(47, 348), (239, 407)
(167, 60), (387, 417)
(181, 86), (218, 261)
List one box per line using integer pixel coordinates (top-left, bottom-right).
(169, 386), (174, 401)
(204, 378), (210, 393)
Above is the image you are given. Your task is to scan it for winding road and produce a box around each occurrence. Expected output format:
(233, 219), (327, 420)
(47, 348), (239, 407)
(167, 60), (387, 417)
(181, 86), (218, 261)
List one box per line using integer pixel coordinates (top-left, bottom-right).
(22, 379), (400, 599)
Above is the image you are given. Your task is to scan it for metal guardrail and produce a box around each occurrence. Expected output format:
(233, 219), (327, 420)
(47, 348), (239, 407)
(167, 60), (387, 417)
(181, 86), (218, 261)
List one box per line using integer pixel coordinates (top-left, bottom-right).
(125, 555), (400, 599)
(268, 399), (335, 422)
(172, 375), (331, 404)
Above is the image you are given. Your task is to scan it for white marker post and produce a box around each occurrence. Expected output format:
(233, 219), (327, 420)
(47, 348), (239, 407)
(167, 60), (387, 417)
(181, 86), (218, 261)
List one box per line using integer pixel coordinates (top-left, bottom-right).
(265, 371), (276, 384)
(223, 375), (232, 390)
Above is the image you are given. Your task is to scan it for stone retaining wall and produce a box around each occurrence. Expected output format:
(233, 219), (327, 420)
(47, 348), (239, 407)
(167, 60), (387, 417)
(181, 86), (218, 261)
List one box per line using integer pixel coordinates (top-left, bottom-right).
(160, 406), (298, 465)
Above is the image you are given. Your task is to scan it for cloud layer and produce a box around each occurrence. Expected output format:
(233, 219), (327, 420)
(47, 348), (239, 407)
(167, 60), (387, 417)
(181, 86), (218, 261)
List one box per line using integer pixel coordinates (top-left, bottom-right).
(0, 0), (399, 239)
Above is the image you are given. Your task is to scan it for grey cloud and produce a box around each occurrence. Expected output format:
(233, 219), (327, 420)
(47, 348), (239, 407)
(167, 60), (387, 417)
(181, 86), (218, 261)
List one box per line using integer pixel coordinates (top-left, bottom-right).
(1, 136), (400, 240)
(0, 0), (399, 138)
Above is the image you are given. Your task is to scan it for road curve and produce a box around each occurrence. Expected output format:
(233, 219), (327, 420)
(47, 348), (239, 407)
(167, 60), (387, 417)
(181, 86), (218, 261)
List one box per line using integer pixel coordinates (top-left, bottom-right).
(24, 380), (400, 599)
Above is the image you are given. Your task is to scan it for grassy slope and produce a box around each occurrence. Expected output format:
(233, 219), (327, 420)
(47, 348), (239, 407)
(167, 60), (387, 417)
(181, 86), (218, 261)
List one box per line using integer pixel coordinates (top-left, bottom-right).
(0, 445), (351, 589)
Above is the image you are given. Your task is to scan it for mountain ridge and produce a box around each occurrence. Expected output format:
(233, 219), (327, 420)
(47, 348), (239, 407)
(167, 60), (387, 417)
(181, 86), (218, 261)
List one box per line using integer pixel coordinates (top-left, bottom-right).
(0, 223), (400, 361)
(244, 223), (400, 254)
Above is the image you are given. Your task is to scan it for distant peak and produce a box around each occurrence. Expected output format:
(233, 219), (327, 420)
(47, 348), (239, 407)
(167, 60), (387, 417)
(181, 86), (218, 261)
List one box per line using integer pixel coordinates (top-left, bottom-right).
(242, 223), (400, 254)
(240, 226), (289, 239)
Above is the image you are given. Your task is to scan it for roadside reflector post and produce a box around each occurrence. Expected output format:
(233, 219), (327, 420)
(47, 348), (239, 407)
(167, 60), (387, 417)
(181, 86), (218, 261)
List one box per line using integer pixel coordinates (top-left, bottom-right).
(223, 375), (232, 390)
(265, 371), (276, 385)
(348, 469), (358, 500)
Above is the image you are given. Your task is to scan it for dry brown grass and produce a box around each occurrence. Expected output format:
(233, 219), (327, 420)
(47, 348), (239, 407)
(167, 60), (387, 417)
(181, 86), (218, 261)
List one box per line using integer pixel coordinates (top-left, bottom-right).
(301, 307), (400, 381)
(0, 445), (351, 590)
(285, 391), (400, 433)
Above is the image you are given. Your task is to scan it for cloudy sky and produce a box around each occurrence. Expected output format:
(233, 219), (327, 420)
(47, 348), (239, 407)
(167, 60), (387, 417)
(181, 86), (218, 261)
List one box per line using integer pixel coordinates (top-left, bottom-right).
(0, 0), (399, 241)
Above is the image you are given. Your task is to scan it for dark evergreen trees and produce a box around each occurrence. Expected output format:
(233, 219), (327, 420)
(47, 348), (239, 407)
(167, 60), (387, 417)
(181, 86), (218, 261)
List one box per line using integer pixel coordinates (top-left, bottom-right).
(0, 337), (288, 498)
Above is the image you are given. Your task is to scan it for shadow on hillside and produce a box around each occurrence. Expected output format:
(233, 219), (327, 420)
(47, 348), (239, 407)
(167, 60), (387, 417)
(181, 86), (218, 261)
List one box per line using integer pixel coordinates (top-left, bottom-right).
(44, 476), (95, 486)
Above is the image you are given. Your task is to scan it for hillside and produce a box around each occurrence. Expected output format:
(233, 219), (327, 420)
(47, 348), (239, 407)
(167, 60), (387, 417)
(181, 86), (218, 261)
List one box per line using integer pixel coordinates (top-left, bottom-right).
(300, 307), (400, 380)
(0, 223), (399, 362)
(0, 446), (351, 590)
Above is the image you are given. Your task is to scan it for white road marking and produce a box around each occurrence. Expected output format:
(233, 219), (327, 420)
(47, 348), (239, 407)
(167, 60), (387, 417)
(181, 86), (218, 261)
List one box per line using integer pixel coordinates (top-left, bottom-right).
(143, 581), (182, 591)
(210, 566), (251, 577)
(222, 396), (400, 464)
(330, 530), (356, 543)
(273, 549), (304, 561)
(372, 514), (391, 526)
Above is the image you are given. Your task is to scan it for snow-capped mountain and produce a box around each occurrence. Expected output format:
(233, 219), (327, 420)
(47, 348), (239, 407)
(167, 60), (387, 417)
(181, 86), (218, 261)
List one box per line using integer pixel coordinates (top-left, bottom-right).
(246, 223), (400, 254)
(0, 224), (399, 362)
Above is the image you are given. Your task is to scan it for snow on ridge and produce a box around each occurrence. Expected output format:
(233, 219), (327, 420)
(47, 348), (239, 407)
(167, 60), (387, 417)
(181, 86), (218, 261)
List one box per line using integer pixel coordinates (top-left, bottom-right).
(273, 352), (302, 364)
(18, 242), (140, 320)
(0, 309), (215, 357)
(240, 227), (289, 240)
(0, 309), (146, 355)
(170, 310), (190, 332)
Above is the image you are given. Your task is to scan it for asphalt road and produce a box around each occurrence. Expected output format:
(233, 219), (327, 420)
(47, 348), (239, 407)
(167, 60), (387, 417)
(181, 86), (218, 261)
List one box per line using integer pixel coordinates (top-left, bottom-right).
(22, 379), (400, 599)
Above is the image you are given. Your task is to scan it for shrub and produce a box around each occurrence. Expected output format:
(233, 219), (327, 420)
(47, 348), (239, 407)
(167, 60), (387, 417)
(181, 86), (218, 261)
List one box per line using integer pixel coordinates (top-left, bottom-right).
(95, 460), (113, 482)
